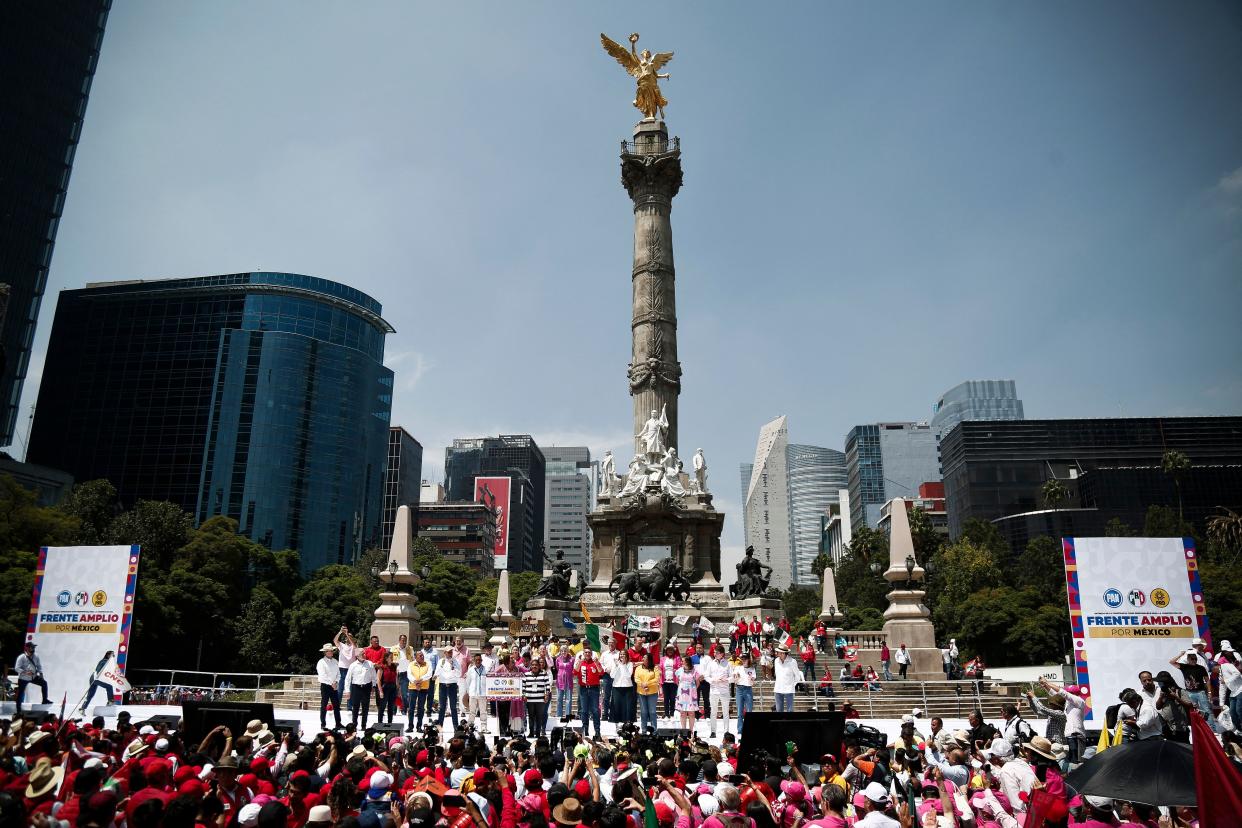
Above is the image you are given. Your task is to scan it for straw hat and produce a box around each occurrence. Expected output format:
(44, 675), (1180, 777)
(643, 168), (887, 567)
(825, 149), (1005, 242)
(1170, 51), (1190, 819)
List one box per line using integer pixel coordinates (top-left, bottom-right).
(25, 757), (64, 799)
(124, 738), (150, 760)
(320, 643), (337, 653)
(1023, 735), (1059, 761)
(552, 797), (584, 826)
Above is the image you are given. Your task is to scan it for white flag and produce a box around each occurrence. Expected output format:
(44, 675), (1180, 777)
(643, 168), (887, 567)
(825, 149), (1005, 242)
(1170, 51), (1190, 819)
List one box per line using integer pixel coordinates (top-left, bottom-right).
(697, 615), (714, 632)
(97, 655), (131, 693)
(671, 615), (690, 627)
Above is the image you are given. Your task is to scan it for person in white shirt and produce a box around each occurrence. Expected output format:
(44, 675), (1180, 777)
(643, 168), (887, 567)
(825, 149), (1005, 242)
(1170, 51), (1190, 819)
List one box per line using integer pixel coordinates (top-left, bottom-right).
(985, 738), (1034, 814)
(462, 652), (490, 733)
(347, 655), (376, 728)
(600, 641), (619, 721)
(733, 652), (756, 734)
(334, 627), (357, 702)
(434, 646), (461, 730)
(480, 642), (499, 674)
(772, 647), (802, 712)
(14, 642), (49, 712)
(762, 616), (776, 644)
(704, 652), (732, 738)
(394, 634), (415, 723)
(1218, 650), (1242, 730)
(608, 649), (635, 724)
(855, 782), (899, 827)
(1037, 678), (1087, 765)
(894, 645), (911, 680)
(315, 643), (342, 730)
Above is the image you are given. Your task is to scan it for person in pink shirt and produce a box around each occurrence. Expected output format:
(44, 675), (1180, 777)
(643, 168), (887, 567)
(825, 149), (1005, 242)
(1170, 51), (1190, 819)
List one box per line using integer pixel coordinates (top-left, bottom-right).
(555, 648), (575, 720)
(660, 644), (681, 720)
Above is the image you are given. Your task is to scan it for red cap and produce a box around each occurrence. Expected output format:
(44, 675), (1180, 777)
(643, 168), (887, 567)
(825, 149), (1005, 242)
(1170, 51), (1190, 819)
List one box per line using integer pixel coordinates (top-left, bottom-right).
(574, 779), (591, 799)
(473, 768), (491, 785)
(251, 756), (270, 772)
(173, 766), (196, 784)
(238, 773), (258, 790)
(178, 779), (206, 799)
(127, 788), (169, 823)
(524, 770), (543, 788)
(290, 770), (310, 782)
(654, 802), (675, 826)
(415, 750), (430, 765)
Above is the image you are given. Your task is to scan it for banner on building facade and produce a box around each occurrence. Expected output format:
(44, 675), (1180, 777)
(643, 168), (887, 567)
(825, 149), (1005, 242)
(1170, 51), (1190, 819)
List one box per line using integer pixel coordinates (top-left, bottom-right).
(474, 476), (512, 570)
(1064, 536), (1210, 721)
(27, 546), (140, 710)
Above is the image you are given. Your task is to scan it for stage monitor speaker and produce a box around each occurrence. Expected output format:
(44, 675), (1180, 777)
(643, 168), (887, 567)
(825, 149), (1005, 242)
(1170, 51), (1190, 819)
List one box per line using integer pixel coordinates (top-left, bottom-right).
(274, 718), (302, 735)
(655, 728), (691, 742)
(136, 714), (181, 731)
(370, 722), (404, 739)
(180, 700), (276, 745)
(735, 712), (844, 773)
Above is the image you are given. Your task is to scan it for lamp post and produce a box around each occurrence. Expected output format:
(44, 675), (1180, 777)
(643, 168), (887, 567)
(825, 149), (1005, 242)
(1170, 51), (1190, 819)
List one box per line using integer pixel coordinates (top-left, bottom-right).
(904, 554), (916, 590)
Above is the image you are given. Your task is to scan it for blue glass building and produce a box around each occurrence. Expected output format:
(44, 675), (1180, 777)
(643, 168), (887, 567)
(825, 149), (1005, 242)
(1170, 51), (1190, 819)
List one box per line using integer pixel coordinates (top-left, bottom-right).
(28, 272), (394, 573)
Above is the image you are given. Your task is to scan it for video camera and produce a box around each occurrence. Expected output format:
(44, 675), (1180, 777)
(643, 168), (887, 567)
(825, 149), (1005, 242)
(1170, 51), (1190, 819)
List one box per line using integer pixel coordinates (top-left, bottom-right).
(842, 721), (886, 751)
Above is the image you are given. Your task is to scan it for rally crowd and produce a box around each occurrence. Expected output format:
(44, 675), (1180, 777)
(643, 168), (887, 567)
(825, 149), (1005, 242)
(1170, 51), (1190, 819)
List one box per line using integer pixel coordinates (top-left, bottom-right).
(2, 630), (1239, 826)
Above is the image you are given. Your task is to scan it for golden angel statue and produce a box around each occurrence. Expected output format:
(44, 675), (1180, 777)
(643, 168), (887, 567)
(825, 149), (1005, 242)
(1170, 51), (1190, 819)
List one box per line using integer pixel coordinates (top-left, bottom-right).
(600, 32), (673, 120)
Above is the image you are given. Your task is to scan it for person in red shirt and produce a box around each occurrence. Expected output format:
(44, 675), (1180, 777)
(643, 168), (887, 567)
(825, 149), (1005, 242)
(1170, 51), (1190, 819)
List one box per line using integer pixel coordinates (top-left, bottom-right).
(735, 619), (749, 652)
(814, 620), (828, 654)
(799, 640), (817, 681)
(363, 634), (388, 712)
(748, 616), (762, 643)
(577, 648), (604, 738)
(778, 617), (791, 634)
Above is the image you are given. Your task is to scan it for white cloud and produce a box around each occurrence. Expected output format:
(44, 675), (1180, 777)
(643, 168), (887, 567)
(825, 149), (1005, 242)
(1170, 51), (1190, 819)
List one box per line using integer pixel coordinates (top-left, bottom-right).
(1218, 166), (1242, 196)
(384, 350), (432, 391)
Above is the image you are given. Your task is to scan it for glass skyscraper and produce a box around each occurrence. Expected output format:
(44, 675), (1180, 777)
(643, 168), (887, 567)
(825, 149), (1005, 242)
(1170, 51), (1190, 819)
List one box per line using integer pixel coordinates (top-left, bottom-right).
(931, 380), (1024, 440)
(785, 444), (847, 585)
(28, 272), (394, 573)
(0, 1), (110, 444)
(381, 426), (423, 551)
(845, 422), (939, 529)
(544, 446), (592, 577)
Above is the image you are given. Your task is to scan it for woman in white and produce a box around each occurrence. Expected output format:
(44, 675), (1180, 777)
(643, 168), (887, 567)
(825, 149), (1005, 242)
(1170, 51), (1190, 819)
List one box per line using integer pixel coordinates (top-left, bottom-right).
(1218, 649), (1242, 732)
(609, 649), (636, 724)
(434, 646), (461, 730)
(733, 651), (756, 735)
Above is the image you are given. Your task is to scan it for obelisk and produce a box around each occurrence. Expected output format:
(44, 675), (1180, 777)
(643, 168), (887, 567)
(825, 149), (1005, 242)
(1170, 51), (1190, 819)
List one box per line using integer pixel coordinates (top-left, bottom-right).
(622, 123), (683, 455)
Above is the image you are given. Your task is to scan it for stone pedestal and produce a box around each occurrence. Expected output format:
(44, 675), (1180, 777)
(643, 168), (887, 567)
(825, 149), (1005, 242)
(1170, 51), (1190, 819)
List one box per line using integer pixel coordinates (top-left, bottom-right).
(371, 505), (422, 646)
(523, 597), (577, 638)
(880, 499), (940, 680)
(730, 596), (784, 623)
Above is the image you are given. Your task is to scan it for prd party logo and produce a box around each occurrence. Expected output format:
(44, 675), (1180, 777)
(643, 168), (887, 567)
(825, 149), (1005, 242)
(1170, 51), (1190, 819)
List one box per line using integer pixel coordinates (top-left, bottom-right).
(1151, 588), (1171, 609)
(1128, 589), (1146, 607)
(1103, 588), (1124, 608)
(91, 590), (107, 607)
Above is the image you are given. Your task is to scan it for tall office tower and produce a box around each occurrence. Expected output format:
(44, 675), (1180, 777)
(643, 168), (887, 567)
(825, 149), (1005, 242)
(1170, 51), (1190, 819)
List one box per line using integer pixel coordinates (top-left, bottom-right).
(445, 434), (547, 573)
(743, 416), (793, 590)
(0, 2), (110, 444)
(940, 416), (1242, 550)
(930, 380), (1024, 440)
(28, 272), (394, 573)
(786, 444), (847, 585)
(444, 438), (484, 502)
(543, 446), (592, 577)
(739, 463), (753, 540)
(380, 426), (423, 551)
(845, 422), (939, 529)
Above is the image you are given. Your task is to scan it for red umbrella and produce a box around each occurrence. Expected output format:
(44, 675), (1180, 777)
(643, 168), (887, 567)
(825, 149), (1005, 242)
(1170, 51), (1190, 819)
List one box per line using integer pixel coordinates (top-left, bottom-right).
(1190, 708), (1242, 827)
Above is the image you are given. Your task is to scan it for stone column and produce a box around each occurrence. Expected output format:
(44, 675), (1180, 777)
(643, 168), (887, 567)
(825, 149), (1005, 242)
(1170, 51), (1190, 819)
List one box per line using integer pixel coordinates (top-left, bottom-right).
(881, 500), (940, 679)
(370, 505), (422, 646)
(622, 121), (683, 455)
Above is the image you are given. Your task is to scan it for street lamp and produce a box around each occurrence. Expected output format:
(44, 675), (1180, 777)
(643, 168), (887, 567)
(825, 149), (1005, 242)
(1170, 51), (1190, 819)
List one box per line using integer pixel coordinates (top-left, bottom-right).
(904, 555), (915, 589)
(869, 561), (882, 575)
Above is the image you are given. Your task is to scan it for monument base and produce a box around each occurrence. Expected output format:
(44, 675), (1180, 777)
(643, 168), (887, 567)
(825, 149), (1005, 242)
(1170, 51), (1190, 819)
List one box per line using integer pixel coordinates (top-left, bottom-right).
(371, 591), (420, 647)
(882, 587), (941, 680)
(523, 597), (577, 638)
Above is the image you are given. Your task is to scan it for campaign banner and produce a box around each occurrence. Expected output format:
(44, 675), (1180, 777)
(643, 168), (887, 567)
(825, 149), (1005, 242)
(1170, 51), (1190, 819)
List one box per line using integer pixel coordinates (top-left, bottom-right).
(508, 618), (550, 637)
(626, 615), (662, 633)
(483, 675), (524, 701)
(474, 476), (511, 570)
(27, 546), (140, 711)
(1064, 537), (1210, 721)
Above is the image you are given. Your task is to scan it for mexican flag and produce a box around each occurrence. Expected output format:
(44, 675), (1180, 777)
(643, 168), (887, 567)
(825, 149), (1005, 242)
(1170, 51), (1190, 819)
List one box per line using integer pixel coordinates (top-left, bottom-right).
(584, 624), (601, 651)
(778, 629), (794, 650)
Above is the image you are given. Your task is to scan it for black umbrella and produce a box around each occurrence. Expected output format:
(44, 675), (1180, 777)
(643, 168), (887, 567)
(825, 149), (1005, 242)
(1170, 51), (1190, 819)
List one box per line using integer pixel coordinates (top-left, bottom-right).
(1064, 739), (1196, 806)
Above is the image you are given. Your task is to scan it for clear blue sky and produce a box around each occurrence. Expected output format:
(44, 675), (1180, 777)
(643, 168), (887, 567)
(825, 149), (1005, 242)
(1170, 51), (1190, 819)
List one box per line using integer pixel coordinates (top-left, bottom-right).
(23, 2), (1242, 568)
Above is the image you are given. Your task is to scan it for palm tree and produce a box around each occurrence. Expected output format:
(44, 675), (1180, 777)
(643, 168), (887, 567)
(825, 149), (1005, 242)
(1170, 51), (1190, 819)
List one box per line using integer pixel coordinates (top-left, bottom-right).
(1041, 478), (1069, 538)
(1162, 450), (1191, 522)
(1207, 507), (1242, 566)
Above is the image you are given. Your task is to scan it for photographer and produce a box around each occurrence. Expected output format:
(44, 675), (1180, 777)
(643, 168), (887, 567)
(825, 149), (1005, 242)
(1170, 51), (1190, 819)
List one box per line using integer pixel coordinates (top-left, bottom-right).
(14, 641), (49, 713)
(1153, 670), (1192, 742)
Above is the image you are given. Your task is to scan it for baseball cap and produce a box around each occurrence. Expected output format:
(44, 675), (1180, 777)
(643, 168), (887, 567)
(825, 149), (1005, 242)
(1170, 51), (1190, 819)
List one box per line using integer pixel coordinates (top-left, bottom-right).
(863, 782), (889, 804)
(237, 803), (263, 827)
(984, 739), (1013, 760)
(307, 805), (332, 824)
(1085, 795), (1114, 809)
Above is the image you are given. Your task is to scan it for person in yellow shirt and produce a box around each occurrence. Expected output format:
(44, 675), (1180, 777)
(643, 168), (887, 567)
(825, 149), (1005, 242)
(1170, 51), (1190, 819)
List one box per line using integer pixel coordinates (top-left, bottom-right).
(634, 652), (662, 732)
(407, 650), (432, 732)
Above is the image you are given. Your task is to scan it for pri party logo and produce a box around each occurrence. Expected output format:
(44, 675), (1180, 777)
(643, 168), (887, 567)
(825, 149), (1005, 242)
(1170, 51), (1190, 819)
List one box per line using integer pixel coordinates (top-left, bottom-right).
(1128, 589), (1146, 607)
(1103, 588), (1124, 608)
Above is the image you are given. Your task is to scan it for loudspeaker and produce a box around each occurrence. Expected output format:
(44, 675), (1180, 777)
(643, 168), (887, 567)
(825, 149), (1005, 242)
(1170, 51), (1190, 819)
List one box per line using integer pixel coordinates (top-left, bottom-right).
(735, 712), (844, 773)
(136, 714), (181, 731)
(370, 722), (405, 739)
(180, 700), (276, 745)
(274, 719), (301, 734)
(655, 728), (690, 742)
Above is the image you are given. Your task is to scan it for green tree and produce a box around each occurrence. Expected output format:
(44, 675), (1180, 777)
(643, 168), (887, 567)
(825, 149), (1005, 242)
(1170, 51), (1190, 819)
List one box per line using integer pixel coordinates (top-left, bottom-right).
(234, 585), (284, 671)
(0, 477), (79, 654)
(1207, 507), (1242, 566)
(1142, 505), (1194, 539)
(1200, 557), (1242, 644)
(1161, 450), (1191, 521)
(288, 564), (382, 665)
(810, 552), (831, 581)
(832, 547), (888, 615)
(106, 499), (193, 572)
(958, 519), (1007, 558)
(1041, 478), (1070, 539)
(781, 585), (821, 626)
(1012, 535), (1066, 600)
(58, 479), (118, 544)
(465, 578), (500, 628)
(1104, 518), (1137, 537)
(841, 606), (884, 631)
(928, 538), (1003, 636)
(510, 572), (542, 617)
(909, 507), (943, 564)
